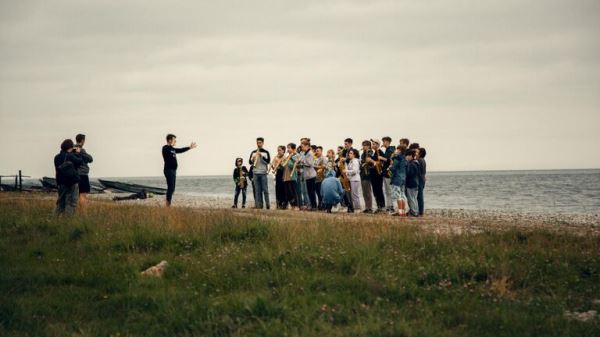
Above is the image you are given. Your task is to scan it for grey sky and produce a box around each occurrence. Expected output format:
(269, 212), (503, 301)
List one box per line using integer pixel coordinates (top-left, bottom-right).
(1, 0), (599, 177)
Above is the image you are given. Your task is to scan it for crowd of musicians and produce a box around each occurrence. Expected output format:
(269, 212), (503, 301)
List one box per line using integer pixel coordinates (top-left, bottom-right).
(234, 137), (427, 217)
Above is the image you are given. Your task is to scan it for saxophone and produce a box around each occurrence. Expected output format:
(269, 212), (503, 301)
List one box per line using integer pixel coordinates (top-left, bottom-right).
(238, 166), (246, 188)
(373, 150), (383, 175)
(338, 157), (351, 192)
(252, 148), (261, 168)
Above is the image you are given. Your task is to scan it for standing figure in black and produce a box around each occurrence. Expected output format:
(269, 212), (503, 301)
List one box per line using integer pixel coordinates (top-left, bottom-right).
(162, 134), (197, 207)
(232, 158), (249, 209)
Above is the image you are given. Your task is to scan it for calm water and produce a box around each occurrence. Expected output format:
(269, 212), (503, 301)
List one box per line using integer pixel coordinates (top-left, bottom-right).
(97, 169), (600, 214)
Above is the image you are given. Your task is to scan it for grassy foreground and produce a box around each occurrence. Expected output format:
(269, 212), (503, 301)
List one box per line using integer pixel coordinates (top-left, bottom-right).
(1, 196), (599, 337)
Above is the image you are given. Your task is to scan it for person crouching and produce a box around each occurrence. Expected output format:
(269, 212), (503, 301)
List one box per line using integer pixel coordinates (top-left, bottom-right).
(320, 170), (345, 213)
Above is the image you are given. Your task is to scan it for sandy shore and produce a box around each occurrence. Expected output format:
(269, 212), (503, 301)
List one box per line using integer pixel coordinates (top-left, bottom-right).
(79, 192), (600, 234)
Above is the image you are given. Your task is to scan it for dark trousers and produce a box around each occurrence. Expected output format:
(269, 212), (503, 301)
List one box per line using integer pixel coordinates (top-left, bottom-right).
(343, 190), (354, 212)
(306, 177), (317, 209)
(418, 182), (425, 215)
(56, 183), (79, 215)
(234, 186), (247, 207)
(371, 174), (385, 209)
(285, 181), (297, 207)
(164, 169), (177, 203)
(315, 181), (323, 209)
(275, 172), (287, 209)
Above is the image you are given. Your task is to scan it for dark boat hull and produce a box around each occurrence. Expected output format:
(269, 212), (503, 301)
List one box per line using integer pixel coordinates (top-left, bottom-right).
(98, 179), (167, 195)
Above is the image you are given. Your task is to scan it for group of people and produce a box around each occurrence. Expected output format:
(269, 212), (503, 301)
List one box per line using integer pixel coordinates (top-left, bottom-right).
(52, 133), (426, 218)
(53, 134), (93, 215)
(234, 137), (427, 217)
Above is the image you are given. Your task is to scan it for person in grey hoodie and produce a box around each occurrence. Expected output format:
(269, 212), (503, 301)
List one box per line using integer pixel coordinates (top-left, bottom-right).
(75, 134), (93, 207)
(301, 140), (317, 210)
(249, 137), (271, 209)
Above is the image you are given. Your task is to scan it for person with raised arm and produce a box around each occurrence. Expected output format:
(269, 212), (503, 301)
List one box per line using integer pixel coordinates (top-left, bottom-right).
(162, 134), (197, 207)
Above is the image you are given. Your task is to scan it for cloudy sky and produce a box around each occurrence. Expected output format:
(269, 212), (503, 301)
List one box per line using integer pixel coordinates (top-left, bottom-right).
(1, 0), (599, 177)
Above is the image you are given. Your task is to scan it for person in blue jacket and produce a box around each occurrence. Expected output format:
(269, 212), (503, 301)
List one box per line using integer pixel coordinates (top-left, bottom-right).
(320, 170), (345, 213)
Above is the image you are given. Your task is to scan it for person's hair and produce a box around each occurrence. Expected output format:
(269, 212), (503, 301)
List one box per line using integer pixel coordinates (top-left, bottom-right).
(409, 143), (420, 150)
(398, 143), (408, 152)
(317, 146), (323, 151)
(344, 138), (353, 144)
(235, 158), (243, 165)
(287, 142), (297, 150)
(61, 139), (74, 151)
(362, 140), (372, 147)
(301, 139), (310, 147)
(419, 147), (427, 158)
(166, 134), (176, 142)
(277, 145), (286, 151)
(311, 145), (318, 151)
(405, 149), (417, 157)
(399, 138), (410, 146)
(75, 134), (86, 143)
(256, 137), (264, 142)
(352, 149), (360, 158)
(382, 136), (392, 143)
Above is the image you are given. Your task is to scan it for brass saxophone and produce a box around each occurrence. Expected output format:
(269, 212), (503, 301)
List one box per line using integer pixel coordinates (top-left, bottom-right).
(238, 167), (246, 188)
(252, 148), (261, 168)
(338, 157), (351, 192)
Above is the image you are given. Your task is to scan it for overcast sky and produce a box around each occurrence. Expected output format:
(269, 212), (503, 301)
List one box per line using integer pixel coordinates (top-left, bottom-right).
(1, 0), (599, 178)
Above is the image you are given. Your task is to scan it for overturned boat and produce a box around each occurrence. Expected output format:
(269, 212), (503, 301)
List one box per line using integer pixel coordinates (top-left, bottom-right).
(98, 179), (167, 195)
(41, 177), (104, 193)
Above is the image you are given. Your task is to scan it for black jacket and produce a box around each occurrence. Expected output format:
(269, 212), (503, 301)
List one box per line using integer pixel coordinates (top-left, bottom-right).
(406, 160), (421, 189)
(162, 145), (190, 170)
(54, 151), (83, 186)
(233, 166), (249, 188)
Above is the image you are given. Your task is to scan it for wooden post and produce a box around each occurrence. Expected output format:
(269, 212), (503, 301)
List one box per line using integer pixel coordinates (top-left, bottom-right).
(14, 175), (18, 190)
(19, 170), (23, 191)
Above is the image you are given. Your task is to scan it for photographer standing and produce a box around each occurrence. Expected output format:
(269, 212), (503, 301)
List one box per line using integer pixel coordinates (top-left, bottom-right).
(54, 139), (83, 215)
(75, 134), (93, 208)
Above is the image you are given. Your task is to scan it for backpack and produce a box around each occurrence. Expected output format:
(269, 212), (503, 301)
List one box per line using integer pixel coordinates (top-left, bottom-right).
(58, 154), (80, 185)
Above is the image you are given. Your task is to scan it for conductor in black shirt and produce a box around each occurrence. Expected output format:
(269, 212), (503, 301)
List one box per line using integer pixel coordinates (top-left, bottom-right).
(162, 134), (197, 206)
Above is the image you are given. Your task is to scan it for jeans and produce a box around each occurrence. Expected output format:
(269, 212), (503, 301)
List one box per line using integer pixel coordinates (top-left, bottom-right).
(361, 179), (373, 210)
(234, 186), (247, 207)
(406, 187), (419, 216)
(56, 183), (79, 215)
(306, 177), (317, 209)
(254, 173), (270, 209)
(297, 175), (308, 207)
(417, 182), (425, 215)
(383, 177), (394, 210)
(315, 181), (323, 209)
(163, 168), (177, 203)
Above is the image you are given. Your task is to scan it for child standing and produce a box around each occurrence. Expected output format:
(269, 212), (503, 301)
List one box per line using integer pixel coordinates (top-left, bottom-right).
(232, 158), (249, 209)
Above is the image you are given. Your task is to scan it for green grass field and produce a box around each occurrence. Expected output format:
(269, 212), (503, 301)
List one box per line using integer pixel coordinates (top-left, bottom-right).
(1, 196), (599, 336)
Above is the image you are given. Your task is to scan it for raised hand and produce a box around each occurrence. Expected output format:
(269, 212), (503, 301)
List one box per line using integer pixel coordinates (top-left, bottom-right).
(190, 142), (198, 149)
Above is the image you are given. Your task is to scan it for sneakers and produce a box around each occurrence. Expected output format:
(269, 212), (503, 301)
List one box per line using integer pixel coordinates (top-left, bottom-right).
(231, 205), (237, 209)
(392, 212), (407, 217)
(362, 209), (373, 214)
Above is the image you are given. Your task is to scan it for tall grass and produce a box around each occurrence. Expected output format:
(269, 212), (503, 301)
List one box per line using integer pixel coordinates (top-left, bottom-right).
(1, 196), (599, 336)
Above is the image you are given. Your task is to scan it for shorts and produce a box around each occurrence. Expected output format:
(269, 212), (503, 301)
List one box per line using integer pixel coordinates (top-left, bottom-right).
(79, 175), (91, 194)
(391, 184), (406, 202)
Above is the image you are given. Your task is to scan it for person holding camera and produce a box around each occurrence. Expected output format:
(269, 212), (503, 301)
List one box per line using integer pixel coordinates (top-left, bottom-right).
(54, 139), (83, 215)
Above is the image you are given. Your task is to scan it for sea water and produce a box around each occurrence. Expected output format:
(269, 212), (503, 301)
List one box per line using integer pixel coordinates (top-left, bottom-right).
(99, 169), (600, 214)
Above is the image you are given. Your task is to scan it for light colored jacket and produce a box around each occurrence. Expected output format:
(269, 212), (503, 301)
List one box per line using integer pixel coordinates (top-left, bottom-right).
(346, 158), (361, 182)
(302, 150), (317, 180)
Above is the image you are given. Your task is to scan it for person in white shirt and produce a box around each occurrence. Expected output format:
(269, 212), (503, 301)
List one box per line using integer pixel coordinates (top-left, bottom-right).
(345, 149), (362, 211)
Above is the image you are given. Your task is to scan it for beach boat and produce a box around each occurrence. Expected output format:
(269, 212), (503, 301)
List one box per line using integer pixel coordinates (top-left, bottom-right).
(41, 177), (58, 190)
(41, 177), (105, 193)
(98, 179), (167, 195)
